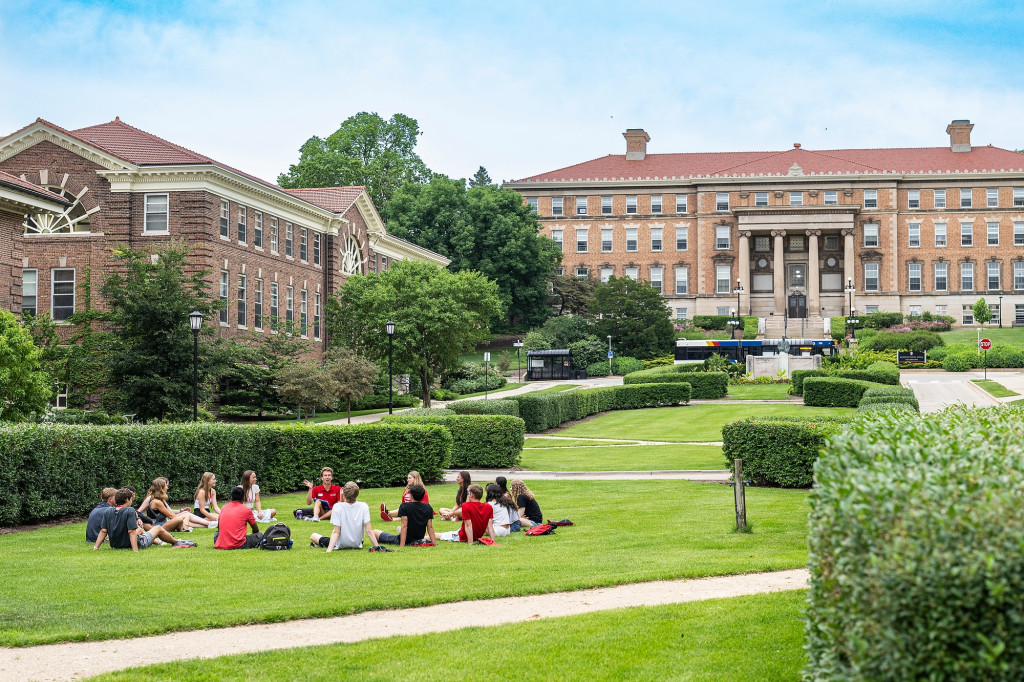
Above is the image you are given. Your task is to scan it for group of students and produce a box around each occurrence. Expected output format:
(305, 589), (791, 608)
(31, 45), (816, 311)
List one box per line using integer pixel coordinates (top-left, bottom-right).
(87, 466), (544, 552)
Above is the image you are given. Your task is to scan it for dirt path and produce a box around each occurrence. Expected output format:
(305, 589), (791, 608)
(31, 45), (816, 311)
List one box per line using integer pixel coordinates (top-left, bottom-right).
(0, 569), (808, 681)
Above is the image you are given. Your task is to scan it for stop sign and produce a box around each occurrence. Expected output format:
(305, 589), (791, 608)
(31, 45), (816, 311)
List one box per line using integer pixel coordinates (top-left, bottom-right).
(980, 338), (992, 351)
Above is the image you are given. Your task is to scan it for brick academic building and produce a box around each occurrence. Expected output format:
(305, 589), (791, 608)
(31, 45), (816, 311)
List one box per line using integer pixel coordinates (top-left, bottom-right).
(508, 120), (1024, 335)
(0, 118), (448, 351)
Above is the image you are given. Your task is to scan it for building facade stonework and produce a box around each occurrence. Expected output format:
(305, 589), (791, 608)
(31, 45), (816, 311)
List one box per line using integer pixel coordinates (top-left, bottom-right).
(509, 121), (1024, 331)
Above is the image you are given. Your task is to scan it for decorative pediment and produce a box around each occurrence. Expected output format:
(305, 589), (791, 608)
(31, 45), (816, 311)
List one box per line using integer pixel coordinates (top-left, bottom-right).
(858, 250), (883, 262)
(712, 253), (735, 264)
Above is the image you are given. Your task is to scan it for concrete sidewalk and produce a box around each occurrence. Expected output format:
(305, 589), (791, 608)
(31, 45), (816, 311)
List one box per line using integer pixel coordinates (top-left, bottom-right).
(442, 468), (731, 482)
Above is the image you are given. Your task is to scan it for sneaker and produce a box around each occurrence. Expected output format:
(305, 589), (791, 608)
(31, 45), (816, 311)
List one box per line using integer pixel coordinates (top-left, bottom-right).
(182, 527), (193, 533)
(208, 521), (217, 529)
(381, 508), (393, 522)
(310, 541), (319, 548)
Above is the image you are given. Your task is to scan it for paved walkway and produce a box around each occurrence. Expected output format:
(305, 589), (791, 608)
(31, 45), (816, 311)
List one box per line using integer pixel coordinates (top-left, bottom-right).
(902, 370), (1004, 412)
(443, 468), (731, 482)
(0, 569), (808, 681)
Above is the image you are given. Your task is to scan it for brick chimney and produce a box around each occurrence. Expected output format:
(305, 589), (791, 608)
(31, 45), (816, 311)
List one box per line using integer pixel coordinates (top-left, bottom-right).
(946, 119), (974, 153)
(623, 129), (651, 161)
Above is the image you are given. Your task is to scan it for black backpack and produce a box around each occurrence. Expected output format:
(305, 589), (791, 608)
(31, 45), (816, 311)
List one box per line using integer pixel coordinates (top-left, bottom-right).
(261, 522), (292, 550)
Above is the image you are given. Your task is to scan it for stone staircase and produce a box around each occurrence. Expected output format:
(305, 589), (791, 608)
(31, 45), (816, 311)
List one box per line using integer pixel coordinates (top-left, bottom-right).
(762, 315), (828, 339)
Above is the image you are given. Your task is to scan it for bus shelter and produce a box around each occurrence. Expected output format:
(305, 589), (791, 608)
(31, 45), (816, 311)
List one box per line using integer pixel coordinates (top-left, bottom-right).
(525, 349), (572, 380)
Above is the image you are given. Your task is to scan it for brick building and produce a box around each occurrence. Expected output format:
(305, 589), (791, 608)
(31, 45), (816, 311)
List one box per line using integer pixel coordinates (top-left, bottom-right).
(0, 118), (448, 348)
(508, 120), (1024, 334)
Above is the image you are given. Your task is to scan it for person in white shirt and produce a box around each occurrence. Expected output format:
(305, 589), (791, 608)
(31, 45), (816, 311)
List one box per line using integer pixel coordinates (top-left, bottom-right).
(485, 483), (516, 537)
(310, 481), (380, 551)
(239, 470), (276, 522)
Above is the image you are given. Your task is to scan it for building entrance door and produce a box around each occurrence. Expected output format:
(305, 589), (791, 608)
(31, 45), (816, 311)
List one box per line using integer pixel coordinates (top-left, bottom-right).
(788, 294), (807, 318)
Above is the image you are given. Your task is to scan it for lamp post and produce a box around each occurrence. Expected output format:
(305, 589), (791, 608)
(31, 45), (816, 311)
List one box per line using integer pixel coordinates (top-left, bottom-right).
(385, 320), (395, 414)
(999, 295), (1003, 328)
(607, 335), (613, 376)
(484, 352), (490, 399)
(729, 308), (739, 340)
(848, 308), (859, 341)
(845, 277), (855, 337)
(733, 277), (744, 323)
(514, 341), (524, 382)
(189, 310), (203, 421)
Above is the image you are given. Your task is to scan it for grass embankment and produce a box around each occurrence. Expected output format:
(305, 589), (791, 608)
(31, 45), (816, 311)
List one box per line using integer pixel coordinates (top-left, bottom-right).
(940, 328), (1024, 348)
(521, 444), (724, 471)
(971, 379), (1019, 398)
(726, 384), (793, 401)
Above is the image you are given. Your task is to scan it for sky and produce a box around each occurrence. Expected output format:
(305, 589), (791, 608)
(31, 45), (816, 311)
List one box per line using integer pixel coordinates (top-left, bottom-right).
(2, 1), (1024, 187)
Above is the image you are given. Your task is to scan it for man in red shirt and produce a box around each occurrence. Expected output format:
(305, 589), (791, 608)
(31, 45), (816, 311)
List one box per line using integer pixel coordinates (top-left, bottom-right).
(303, 467), (341, 521)
(214, 486), (262, 549)
(458, 484), (496, 544)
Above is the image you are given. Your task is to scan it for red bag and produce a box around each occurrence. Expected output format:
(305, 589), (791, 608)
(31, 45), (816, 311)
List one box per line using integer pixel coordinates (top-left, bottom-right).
(525, 524), (555, 536)
(474, 537), (498, 545)
(547, 519), (574, 527)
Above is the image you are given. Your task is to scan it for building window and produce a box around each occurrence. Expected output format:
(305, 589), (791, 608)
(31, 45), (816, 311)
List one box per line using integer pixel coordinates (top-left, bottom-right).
(285, 223), (293, 257)
(1014, 188), (1024, 207)
(908, 263), (922, 292)
(314, 293), (322, 340)
(254, 212), (263, 248)
(254, 279), (263, 331)
(935, 222), (947, 247)
(908, 189), (920, 209)
(864, 263), (879, 291)
(988, 222), (1000, 247)
(961, 221), (973, 247)
(237, 274), (247, 327)
(910, 305), (922, 317)
(1015, 222), (1024, 246)
(755, 235), (771, 252)
(601, 228), (613, 253)
(675, 195), (687, 213)
(576, 196), (587, 215)
(22, 270), (37, 316)
(270, 217), (279, 253)
(936, 305), (947, 317)
(962, 304), (974, 325)
(285, 286), (294, 324)
(988, 188), (998, 208)
(961, 262), (974, 291)
(626, 228), (638, 252)
(651, 195), (662, 214)
(238, 206), (247, 244)
(675, 307), (688, 320)
(526, 197), (538, 212)
(300, 228), (308, 261)
(1015, 262), (1024, 290)
(576, 228), (588, 253)
(380, 256), (388, 271)
(624, 267), (638, 280)
(369, 253), (378, 273)
(935, 262), (947, 291)
(675, 266), (688, 294)
(626, 196), (637, 214)
(823, 235), (839, 251)
(755, 192), (768, 207)
(551, 229), (563, 251)
(601, 196), (612, 214)
(553, 267), (564, 276)
(300, 290), (308, 336)
(789, 191), (802, 206)
(144, 194), (169, 233)
(575, 266), (589, 278)
(716, 265), (730, 294)
(908, 224), (921, 248)
(960, 190), (972, 208)
(863, 190), (877, 208)
(551, 197), (563, 216)
(650, 267), (663, 293)
(270, 282), (279, 324)
(864, 223), (879, 247)
(219, 270), (229, 325)
(789, 235), (805, 252)
(651, 228), (662, 252)
(53, 384), (68, 409)
(716, 306), (731, 315)
(824, 190), (838, 205)
(715, 225), (731, 250)
(716, 193), (729, 211)
(599, 267), (614, 284)
(934, 189), (946, 208)
(313, 232), (321, 266)
(988, 262), (1001, 290)
(220, 199), (229, 239)
(865, 305), (879, 314)
(676, 227), (688, 251)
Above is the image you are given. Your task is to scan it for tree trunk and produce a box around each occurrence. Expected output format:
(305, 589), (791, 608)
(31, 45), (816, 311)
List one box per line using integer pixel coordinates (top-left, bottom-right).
(346, 397), (352, 424)
(419, 367), (432, 408)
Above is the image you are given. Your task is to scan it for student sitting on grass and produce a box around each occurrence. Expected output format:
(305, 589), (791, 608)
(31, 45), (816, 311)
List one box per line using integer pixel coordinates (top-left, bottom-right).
(302, 467), (341, 521)
(86, 487), (117, 543)
(485, 483), (517, 537)
(382, 470), (430, 521)
(139, 477), (194, 533)
(311, 482), (380, 551)
(439, 470), (471, 521)
(494, 476), (522, 531)
(439, 484), (496, 544)
(509, 480), (542, 528)
(93, 488), (181, 552)
(214, 486), (263, 550)
(373, 484), (436, 547)
(193, 472), (220, 528)
(240, 470), (276, 522)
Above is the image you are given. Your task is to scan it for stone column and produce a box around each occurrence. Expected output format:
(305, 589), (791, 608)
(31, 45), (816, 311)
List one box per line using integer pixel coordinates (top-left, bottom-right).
(773, 230), (786, 315)
(807, 229), (820, 316)
(738, 231), (751, 314)
(843, 228), (855, 311)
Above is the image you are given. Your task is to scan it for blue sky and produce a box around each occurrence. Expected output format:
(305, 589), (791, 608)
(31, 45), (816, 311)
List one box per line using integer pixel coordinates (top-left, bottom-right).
(2, 1), (1023, 186)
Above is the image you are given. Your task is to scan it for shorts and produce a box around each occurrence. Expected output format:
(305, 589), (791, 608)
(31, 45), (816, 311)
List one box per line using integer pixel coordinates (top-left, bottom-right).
(137, 530), (154, 549)
(213, 531), (263, 549)
(494, 525), (511, 537)
(510, 520), (522, 532)
(378, 532), (427, 546)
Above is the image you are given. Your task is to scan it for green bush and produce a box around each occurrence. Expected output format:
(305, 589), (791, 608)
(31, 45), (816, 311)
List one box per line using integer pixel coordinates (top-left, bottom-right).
(622, 366), (728, 399)
(829, 316), (847, 340)
(353, 393), (419, 410)
(692, 315), (732, 330)
(791, 362), (900, 395)
(803, 377), (881, 407)
(400, 408), (454, 417)
(862, 311), (904, 329)
(447, 399), (520, 417)
(641, 356), (676, 369)
(382, 414), (524, 469)
(430, 388), (461, 401)
(862, 330), (944, 352)
(0, 422), (452, 526)
(860, 386), (918, 409)
(722, 417), (850, 488)
(943, 353), (975, 372)
(611, 356), (645, 375)
(511, 383), (690, 432)
(985, 345), (1024, 368)
(41, 409), (126, 426)
(584, 361), (609, 377)
(741, 316), (758, 340)
(927, 342), (974, 361)
(857, 400), (918, 414)
(807, 405), (1024, 679)
(447, 374), (508, 394)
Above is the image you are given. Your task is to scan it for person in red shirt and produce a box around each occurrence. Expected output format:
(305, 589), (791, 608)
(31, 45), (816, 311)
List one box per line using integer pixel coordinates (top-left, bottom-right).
(382, 470), (431, 521)
(457, 484), (496, 544)
(303, 467), (341, 521)
(214, 486), (262, 549)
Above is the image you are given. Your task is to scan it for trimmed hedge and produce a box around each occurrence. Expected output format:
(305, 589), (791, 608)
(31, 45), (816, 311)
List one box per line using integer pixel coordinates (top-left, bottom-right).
(447, 399), (520, 417)
(511, 383), (691, 432)
(791, 361), (900, 395)
(807, 405), (1024, 678)
(858, 386), (919, 411)
(857, 401), (918, 414)
(622, 366), (729, 399)
(382, 414), (525, 468)
(803, 377), (883, 407)
(722, 417), (850, 488)
(0, 422), (452, 526)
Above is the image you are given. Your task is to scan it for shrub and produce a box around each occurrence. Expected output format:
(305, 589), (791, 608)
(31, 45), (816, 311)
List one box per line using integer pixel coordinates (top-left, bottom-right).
(692, 315), (732, 330)
(447, 374), (508, 395)
(862, 330), (944, 352)
(943, 353), (975, 372)
(0, 422), (452, 525)
(806, 405), (1024, 679)
(742, 316), (758, 340)
(612, 356), (645, 375)
(860, 385), (918, 408)
(790, 362), (900, 395)
(447, 399), (520, 417)
(642, 356), (676, 369)
(803, 377), (881, 407)
(722, 417), (850, 488)
(567, 336), (606, 369)
(430, 388), (461, 401)
(622, 367), (728, 399)
(381, 414), (524, 469)
(511, 383), (690, 432)
(829, 316), (847, 340)
(399, 408), (454, 417)
(352, 393), (419, 410)
(857, 400), (918, 414)
(927, 342), (974, 361)
(41, 409), (125, 426)
(584, 361), (609, 377)
(862, 311), (904, 329)
(985, 344), (1024, 368)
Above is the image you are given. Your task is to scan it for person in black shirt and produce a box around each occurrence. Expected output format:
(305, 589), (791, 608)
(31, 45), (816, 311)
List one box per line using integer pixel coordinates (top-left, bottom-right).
(86, 487), (117, 543)
(93, 488), (180, 552)
(373, 484), (437, 547)
(509, 479), (543, 527)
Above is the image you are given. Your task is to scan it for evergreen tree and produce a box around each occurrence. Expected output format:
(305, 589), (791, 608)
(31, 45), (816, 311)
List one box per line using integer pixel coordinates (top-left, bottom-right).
(468, 166), (492, 187)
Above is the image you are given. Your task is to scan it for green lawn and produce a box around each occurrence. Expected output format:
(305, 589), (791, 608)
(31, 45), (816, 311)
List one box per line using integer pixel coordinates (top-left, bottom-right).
(557, 404), (854, 442)
(452, 382), (526, 399)
(940, 327), (1024, 348)
(526, 383), (579, 394)
(521, 444), (724, 471)
(971, 378), (1020, 398)
(524, 437), (635, 448)
(92, 590), (808, 682)
(0, 480), (810, 647)
(726, 384), (794, 400)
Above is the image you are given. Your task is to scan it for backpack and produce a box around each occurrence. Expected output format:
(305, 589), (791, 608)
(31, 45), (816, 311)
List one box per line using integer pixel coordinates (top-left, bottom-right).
(261, 522), (292, 550)
(547, 518), (574, 527)
(525, 524), (555, 536)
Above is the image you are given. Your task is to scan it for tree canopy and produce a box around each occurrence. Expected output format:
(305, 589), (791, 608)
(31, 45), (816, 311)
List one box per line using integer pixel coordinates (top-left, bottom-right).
(327, 259), (502, 406)
(590, 276), (676, 360)
(327, 348), (378, 423)
(468, 166), (492, 187)
(384, 175), (560, 329)
(972, 297), (993, 325)
(0, 310), (52, 420)
(278, 112), (430, 210)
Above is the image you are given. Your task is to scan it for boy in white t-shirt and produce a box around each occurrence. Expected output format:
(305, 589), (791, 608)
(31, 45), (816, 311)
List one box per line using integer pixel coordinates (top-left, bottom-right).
(310, 481), (380, 551)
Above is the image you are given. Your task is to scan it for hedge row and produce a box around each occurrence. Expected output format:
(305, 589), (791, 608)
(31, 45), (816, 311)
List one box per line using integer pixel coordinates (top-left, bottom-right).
(803, 377), (887, 407)
(381, 414), (525, 468)
(622, 366), (729, 399)
(807, 405), (1024, 678)
(511, 383), (691, 432)
(791, 361), (900, 395)
(446, 399), (520, 417)
(858, 386), (919, 412)
(584, 356), (645, 377)
(0, 422), (452, 526)
(722, 417), (850, 488)
(857, 401), (918, 414)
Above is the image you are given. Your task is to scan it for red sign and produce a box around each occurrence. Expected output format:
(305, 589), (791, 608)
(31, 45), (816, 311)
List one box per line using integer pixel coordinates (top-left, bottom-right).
(980, 338), (992, 351)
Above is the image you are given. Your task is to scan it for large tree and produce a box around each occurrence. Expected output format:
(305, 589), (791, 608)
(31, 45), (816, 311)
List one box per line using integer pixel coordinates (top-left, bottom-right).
(550, 273), (596, 316)
(326, 348), (378, 423)
(328, 259), (502, 407)
(385, 175), (560, 329)
(468, 166), (492, 187)
(278, 112), (430, 210)
(590, 276), (676, 360)
(0, 310), (52, 420)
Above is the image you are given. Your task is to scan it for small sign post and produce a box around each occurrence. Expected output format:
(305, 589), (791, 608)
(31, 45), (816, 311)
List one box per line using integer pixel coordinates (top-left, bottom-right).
(980, 339), (991, 379)
(734, 458), (747, 532)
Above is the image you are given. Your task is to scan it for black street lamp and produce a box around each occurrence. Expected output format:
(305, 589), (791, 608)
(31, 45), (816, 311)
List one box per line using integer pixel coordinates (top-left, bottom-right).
(513, 340), (524, 382)
(845, 277), (856, 338)
(848, 308), (859, 341)
(729, 308), (739, 340)
(385, 320), (395, 414)
(607, 335), (612, 375)
(189, 310), (203, 421)
(733, 277), (744, 320)
(999, 295), (1003, 328)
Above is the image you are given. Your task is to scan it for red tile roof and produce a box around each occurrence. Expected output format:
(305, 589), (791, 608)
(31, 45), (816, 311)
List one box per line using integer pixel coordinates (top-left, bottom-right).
(0, 170), (71, 205)
(513, 145), (1024, 182)
(73, 118), (212, 165)
(283, 187), (366, 214)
